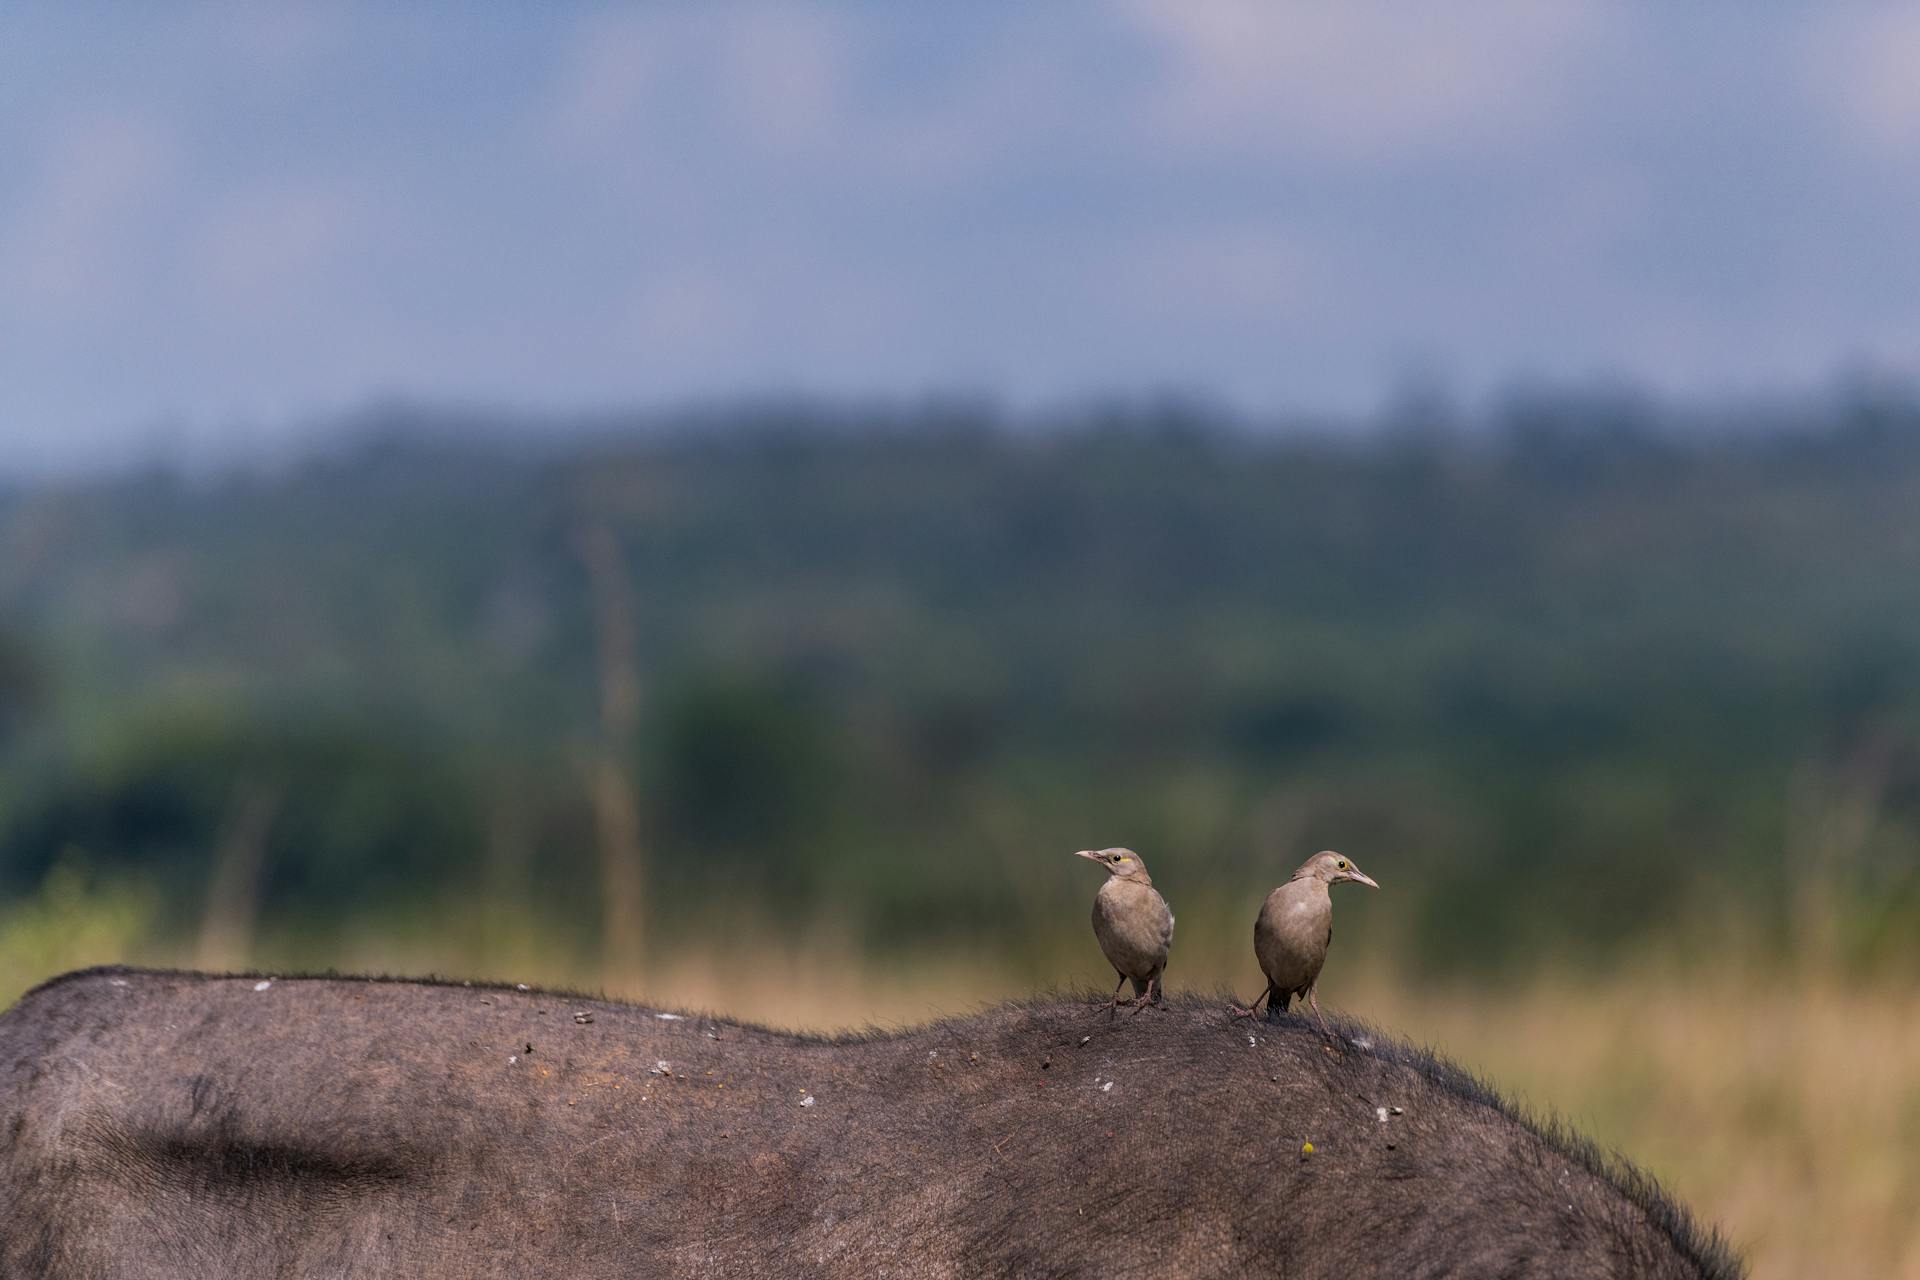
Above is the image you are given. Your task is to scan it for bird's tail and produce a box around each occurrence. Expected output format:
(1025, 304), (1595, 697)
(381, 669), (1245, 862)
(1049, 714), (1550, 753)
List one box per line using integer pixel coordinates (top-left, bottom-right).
(1130, 976), (1152, 1001)
(1263, 986), (1287, 1024)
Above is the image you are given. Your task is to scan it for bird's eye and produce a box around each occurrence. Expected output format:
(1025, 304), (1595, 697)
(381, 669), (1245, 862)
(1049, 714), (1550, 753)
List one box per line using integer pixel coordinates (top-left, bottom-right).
(1337, 859), (1349, 870)
(1110, 854), (1122, 863)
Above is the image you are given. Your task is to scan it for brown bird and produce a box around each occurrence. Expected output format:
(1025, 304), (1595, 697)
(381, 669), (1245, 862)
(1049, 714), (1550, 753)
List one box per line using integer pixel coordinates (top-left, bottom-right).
(1233, 850), (1378, 1033)
(1074, 847), (1174, 1013)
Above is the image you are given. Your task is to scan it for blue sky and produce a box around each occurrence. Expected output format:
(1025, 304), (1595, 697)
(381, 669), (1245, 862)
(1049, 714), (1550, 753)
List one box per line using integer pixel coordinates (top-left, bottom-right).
(3, 3), (1918, 473)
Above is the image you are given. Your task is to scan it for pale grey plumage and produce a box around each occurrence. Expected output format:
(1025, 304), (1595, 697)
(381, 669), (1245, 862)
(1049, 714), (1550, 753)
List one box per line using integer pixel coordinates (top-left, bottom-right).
(1075, 847), (1173, 1011)
(1234, 849), (1378, 1033)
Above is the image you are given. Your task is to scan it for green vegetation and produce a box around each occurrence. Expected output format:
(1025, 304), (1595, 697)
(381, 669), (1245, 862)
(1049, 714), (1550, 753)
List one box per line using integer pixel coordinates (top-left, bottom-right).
(2, 392), (1919, 984)
(4, 394), (1920, 1277)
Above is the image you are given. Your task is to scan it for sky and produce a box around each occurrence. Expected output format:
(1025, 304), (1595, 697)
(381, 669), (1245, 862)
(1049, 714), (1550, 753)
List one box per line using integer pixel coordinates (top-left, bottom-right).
(3, 3), (1919, 474)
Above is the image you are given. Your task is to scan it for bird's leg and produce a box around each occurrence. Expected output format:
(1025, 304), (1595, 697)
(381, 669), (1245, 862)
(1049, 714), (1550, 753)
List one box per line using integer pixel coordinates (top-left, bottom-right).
(1307, 988), (1331, 1038)
(1106, 973), (1128, 1017)
(1127, 976), (1165, 1014)
(1229, 985), (1271, 1020)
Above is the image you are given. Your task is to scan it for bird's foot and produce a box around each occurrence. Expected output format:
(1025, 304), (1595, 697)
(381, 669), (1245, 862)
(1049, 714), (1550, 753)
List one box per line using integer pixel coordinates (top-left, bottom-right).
(1227, 1002), (1260, 1020)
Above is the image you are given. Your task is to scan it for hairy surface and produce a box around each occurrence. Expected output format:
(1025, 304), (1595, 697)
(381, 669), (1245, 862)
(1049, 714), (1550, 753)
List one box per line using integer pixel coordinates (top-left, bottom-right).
(0, 967), (1742, 1279)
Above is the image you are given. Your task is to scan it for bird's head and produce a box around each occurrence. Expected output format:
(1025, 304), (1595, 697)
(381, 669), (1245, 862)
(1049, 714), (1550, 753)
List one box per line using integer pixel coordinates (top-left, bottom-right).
(1075, 847), (1150, 881)
(1296, 850), (1379, 889)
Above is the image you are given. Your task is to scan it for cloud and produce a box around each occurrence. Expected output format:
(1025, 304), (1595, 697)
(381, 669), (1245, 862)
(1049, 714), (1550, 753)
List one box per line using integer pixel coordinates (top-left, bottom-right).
(1805, 5), (1920, 156)
(3, 110), (183, 329)
(190, 181), (370, 313)
(211, 6), (350, 80)
(2, 4), (1919, 472)
(718, 7), (851, 155)
(620, 263), (757, 358)
(544, 6), (852, 160)
(544, 11), (676, 155)
(1122, 0), (1616, 161)
(537, 6), (1117, 195)
(1113, 224), (1322, 315)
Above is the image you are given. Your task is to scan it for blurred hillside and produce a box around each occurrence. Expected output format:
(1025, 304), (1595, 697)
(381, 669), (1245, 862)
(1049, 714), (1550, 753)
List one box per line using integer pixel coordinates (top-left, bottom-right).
(2, 390), (1920, 986)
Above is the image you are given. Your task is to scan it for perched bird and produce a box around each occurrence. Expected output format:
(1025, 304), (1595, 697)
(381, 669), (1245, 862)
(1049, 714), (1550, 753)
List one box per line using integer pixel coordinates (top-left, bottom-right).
(1074, 847), (1174, 1013)
(1233, 850), (1378, 1033)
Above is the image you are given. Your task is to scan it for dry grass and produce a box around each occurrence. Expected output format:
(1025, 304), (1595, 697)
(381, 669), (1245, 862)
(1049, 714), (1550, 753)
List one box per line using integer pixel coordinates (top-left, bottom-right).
(3, 910), (1916, 1279)
(1354, 968), (1920, 1280)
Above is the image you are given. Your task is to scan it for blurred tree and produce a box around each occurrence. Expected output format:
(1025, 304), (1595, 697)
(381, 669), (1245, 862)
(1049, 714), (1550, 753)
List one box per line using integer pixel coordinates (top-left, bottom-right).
(194, 778), (286, 970)
(648, 675), (840, 899)
(574, 518), (648, 977)
(0, 711), (484, 937)
(1, 390), (1918, 971)
(0, 632), (41, 750)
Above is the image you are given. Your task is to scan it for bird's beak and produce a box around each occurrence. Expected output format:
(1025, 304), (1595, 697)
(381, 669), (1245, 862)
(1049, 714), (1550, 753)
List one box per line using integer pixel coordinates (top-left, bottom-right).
(1073, 849), (1104, 863)
(1348, 869), (1380, 889)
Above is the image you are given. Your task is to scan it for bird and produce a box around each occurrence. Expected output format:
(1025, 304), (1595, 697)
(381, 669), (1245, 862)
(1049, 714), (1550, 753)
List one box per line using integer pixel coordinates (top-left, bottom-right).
(1074, 847), (1174, 1014)
(1233, 850), (1378, 1033)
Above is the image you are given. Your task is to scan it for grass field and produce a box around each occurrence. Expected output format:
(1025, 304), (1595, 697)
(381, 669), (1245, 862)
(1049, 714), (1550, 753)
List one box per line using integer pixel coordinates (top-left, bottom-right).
(3, 886), (1915, 1279)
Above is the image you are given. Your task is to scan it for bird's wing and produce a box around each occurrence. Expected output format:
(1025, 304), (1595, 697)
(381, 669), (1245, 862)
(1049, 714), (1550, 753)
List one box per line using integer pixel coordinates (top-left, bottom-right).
(1253, 886), (1284, 946)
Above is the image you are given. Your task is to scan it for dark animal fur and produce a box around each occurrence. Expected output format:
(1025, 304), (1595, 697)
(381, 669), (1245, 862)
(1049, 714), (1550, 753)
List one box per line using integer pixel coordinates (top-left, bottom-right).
(0, 966), (1742, 1278)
